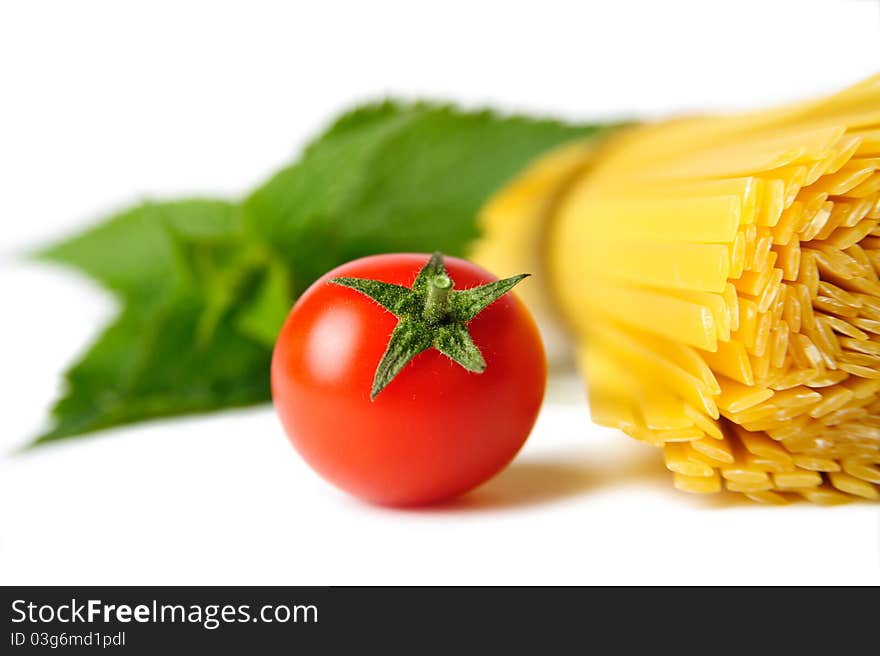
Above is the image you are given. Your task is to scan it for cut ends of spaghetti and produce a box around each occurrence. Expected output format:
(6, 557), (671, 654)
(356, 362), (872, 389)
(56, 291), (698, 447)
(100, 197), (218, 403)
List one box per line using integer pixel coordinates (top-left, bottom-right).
(483, 74), (880, 503)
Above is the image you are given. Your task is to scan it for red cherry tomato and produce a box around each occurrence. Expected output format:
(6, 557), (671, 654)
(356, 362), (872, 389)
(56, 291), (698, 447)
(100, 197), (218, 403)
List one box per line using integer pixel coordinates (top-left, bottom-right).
(271, 253), (546, 506)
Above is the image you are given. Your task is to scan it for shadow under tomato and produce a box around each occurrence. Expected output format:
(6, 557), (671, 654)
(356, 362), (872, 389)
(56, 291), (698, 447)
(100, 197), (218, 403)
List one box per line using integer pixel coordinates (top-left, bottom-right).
(412, 446), (670, 513)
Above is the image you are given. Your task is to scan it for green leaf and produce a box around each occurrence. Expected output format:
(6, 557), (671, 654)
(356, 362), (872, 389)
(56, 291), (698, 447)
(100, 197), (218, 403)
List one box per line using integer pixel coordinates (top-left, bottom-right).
(234, 257), (294, 348)
(32, 100), (621, 444)
(32, 199), (275, 445)
(243, 103), (422, 290)
(37, 199), (243, 301)
(34, 292), (272, 445)
(244, 102), (614, 284)
(327, 106), (607, 259)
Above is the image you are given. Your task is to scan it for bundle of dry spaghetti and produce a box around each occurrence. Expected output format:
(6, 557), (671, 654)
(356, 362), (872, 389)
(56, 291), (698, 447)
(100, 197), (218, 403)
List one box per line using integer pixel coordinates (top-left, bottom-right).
(474, 75), (880, 503)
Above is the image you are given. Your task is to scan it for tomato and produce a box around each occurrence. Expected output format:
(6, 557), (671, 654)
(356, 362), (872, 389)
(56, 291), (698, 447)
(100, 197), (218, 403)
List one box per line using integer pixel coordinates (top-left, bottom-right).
(271, 253), (546, 506)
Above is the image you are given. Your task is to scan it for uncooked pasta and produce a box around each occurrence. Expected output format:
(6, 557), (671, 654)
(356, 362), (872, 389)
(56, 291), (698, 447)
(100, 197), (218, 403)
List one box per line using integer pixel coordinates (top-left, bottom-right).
(475, 75), (880, 503)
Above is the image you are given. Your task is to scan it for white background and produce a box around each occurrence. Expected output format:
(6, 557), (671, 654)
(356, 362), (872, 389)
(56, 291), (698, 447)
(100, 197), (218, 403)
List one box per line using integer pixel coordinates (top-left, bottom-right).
(1, 0), (879, 585)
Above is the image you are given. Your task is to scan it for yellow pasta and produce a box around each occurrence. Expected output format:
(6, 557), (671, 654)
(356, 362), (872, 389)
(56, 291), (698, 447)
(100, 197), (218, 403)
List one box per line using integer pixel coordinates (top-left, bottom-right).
(475, 74), (880, 503)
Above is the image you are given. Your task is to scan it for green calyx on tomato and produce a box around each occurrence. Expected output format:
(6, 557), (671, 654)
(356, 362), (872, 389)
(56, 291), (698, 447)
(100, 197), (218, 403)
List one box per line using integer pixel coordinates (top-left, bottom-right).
(330, 252), (528, 400)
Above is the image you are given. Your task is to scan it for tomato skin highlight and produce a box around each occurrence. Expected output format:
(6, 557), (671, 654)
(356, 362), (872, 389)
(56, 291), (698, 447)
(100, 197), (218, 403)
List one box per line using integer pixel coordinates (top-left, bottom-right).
(271, 253), (546, 506)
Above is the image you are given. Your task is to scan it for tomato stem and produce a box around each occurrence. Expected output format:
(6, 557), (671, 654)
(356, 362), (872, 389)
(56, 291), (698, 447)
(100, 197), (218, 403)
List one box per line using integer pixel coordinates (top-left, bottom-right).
(330, 252), (529, 399)
(423, 274), (453, 324)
